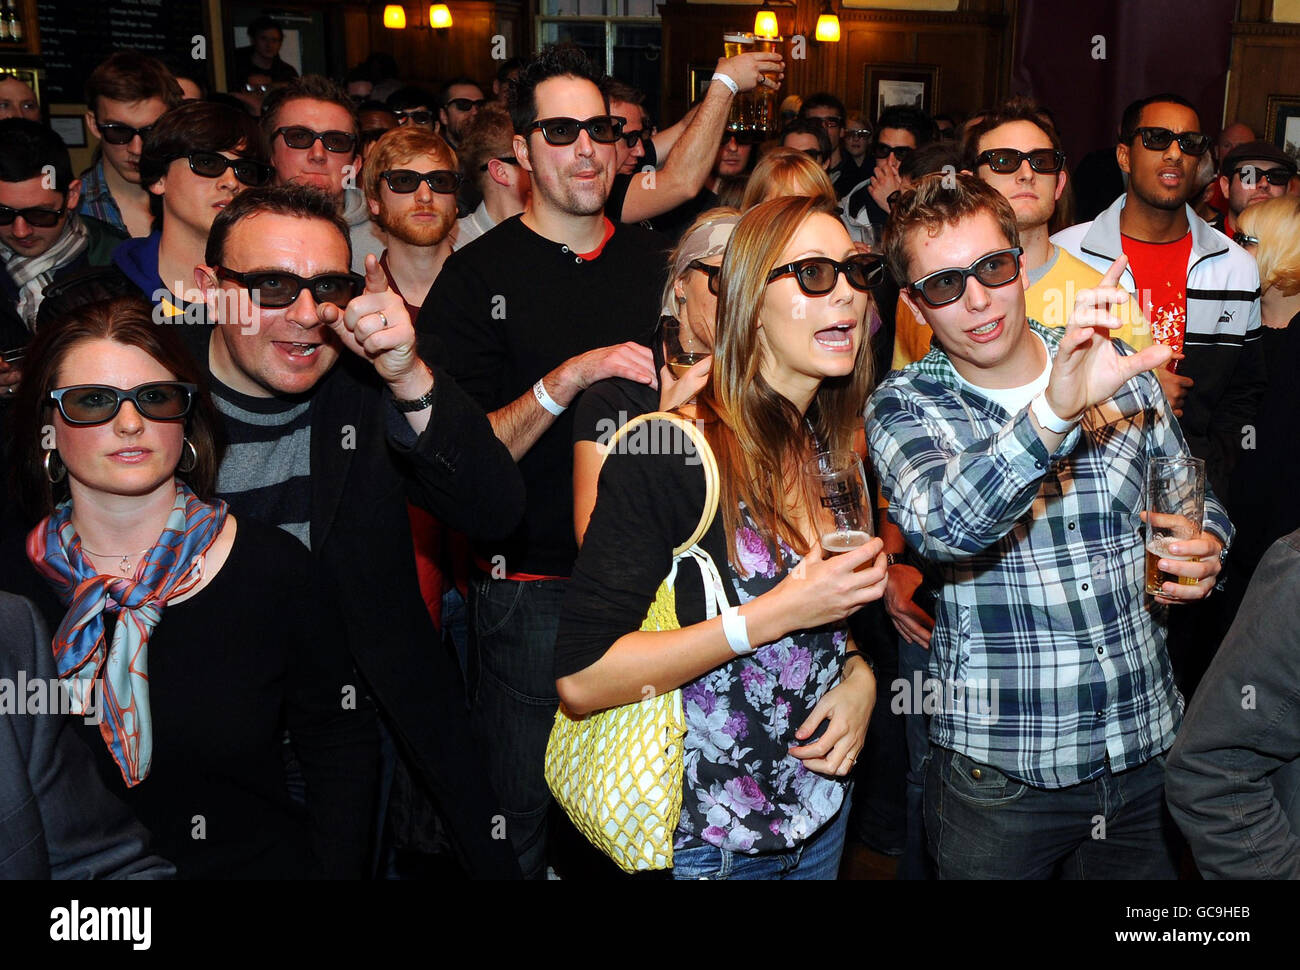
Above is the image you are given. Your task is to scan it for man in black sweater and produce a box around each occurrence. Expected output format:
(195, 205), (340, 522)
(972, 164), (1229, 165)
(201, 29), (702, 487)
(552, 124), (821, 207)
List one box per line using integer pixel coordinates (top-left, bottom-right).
(191, 183), (525, 878)
(417, 46), (669, 879)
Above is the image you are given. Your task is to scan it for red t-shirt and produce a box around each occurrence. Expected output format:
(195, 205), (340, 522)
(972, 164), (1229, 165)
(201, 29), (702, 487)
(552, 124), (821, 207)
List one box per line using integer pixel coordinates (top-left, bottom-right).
(1121, 232), (1193, 371)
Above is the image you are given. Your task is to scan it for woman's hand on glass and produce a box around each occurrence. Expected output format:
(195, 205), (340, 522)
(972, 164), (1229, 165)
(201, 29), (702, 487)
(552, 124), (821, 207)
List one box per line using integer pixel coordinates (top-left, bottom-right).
(760, 537), (886, 640)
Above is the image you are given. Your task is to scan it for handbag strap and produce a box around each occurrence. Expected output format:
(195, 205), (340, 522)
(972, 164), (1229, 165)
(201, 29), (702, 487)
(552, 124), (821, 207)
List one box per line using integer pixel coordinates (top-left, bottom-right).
(602, 411), (720, 557)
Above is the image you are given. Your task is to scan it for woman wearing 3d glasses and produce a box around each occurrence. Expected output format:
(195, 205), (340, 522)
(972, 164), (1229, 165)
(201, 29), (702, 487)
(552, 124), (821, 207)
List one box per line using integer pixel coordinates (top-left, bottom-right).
(112, 100), (272, 320)
(556, 196), (889, 879)
(0, 297), (378, 878)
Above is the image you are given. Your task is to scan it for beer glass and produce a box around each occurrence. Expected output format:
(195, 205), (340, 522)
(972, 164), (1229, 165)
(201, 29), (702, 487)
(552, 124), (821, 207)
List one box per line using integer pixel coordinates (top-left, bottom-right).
(1144, 456), (1205, 595)
(751, 35), (782, 134)
(722, 33), (755, 132)
(805, 450), (874, 559)
(663, 319), (711, 380)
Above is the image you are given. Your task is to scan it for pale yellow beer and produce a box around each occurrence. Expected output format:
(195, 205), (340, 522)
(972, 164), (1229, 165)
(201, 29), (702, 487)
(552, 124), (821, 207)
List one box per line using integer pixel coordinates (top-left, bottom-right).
(1145, 537), (1200, 594)
(669, 352), (709, 379)
(722, 33), (755, 132)
(751, 36), (782, 133)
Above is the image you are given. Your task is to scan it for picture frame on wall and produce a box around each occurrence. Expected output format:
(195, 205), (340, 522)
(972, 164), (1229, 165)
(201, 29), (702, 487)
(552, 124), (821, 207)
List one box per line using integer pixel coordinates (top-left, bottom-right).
(1264, 94), (1300, 164)
(865, 64), (939, 120)
(688, 63), (715, 105)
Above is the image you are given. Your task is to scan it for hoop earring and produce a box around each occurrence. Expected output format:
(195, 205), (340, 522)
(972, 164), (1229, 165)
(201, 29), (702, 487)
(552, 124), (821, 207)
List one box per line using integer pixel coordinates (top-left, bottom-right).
(177, 438), (198, 475)
(43, 449), (66, 484)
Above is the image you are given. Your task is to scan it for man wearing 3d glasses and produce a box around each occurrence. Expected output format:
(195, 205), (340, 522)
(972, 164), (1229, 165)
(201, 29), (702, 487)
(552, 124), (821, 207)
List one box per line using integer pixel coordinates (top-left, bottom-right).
(189, 182), (525, 878)
(867, 172), (1231, 879)
(1053, 94), (1264, 519)
(416, 45), (672, 880)
(1209, 139), (1297, 239)
(260, 75), (384, 273)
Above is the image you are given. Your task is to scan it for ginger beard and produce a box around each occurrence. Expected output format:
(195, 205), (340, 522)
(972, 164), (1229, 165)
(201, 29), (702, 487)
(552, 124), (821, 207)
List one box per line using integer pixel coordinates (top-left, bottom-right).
(376, 191), (455, 246)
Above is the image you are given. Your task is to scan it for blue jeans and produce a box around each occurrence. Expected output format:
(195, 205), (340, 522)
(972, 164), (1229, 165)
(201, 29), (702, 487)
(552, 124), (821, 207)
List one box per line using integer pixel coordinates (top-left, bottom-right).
(671, 787), (853, 880)
(897, 636), (933, 880)
(924, 746), (1178, 879)
(467, 576), (566, 881)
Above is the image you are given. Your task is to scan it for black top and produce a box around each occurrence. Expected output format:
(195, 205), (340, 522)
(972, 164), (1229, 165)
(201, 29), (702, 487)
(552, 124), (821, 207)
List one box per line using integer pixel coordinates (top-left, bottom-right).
(650, 187), (721, 245)
(572, 376), (659, 446)
(0, 517), (379, 879)
(418, 214), (668, 576)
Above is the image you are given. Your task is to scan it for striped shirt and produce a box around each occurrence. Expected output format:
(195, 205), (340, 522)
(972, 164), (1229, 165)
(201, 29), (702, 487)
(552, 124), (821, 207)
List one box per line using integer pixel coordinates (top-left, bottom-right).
(209, 378), (314, 550)
(866, 320), (1234, 789)
(76, 161), (128, 236)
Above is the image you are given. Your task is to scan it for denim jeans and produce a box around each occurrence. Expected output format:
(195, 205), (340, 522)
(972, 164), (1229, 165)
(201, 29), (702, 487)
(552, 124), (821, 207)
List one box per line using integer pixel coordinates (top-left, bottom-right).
(671, 787), (853, 880)
(467, 576), (567, 881)
(925, 746), (1178, 879)
(897, 636), (933, 880)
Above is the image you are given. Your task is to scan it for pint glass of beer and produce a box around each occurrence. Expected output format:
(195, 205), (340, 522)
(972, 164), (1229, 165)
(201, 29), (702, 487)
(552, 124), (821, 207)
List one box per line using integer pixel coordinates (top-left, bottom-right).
(1144, 456), (1205, 595)
(751, 35), (782, 134)
(722, 33), (755, 131)
(805, 450), (873, 559)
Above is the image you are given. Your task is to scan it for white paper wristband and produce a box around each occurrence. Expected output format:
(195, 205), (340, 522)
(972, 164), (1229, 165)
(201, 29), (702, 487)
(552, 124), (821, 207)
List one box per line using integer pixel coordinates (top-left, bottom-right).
(533, 379), (566, 416)
(1030, 392), (1078, 434)
(711, 72), (739, 96)
(722, 606), (753, 656)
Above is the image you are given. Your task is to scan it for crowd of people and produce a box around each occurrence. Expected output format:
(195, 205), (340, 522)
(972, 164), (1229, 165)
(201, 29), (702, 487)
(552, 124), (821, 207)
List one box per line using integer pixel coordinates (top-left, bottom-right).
(1, 23), (1298, 881)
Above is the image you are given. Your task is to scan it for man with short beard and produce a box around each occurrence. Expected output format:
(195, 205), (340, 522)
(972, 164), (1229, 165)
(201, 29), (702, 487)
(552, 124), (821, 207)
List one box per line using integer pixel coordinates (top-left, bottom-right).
(438, 78), (486, 151)
(363, 126), (457, 313)
(416, 45), (668, 879)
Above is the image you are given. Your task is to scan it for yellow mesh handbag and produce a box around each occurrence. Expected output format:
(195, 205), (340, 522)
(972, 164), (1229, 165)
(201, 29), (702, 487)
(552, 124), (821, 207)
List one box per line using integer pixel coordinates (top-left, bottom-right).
(544, 411), (726, 873)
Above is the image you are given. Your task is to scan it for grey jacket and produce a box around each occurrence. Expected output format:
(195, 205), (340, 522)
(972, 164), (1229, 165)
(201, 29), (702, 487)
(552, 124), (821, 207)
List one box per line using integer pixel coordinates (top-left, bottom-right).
(0, 592), (173, 879)
(1165, 528), (1300, 878)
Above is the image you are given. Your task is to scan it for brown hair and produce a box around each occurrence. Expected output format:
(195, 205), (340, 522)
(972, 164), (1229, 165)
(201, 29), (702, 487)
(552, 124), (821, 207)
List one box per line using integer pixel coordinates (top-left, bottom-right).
(205, 183), (351, 268)
(701, 195), (874, 569)
(9, 297), (223, 522)
(740, 147), (837, 210)
(84, 52), (184, 114)
(882, 171), (1020, 287)
(458, 103), (515, 193)
(260, 74), (360, 143)
(963, 95), (1074, 234)
(362, 125), (457, 203)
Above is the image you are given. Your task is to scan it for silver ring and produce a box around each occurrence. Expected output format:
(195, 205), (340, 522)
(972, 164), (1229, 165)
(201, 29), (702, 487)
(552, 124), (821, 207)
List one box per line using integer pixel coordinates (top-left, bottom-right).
(378, 311), (388, 329)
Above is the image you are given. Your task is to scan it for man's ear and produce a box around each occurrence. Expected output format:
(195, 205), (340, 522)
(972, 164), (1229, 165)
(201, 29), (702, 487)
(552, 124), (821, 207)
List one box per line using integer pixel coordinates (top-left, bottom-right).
(440, 107), (450, 130)
(1116, 141), (1131, 176)
(195, 264), (221, 319)
(1218, 173), (1230, 201)
(898, 285), (929, 327)
(367, 196), (380, 217)
(514, 133), (533, 173)
(1020, 250), (1031, 292)
(65, 178), (82, 212)
(147, 176), (165, 198)
(84, 110), (100, 140)
(1053, 164), (1068, 204)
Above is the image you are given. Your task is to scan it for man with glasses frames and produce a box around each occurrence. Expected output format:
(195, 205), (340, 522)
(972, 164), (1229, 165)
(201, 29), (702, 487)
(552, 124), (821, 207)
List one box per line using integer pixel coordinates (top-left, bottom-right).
(78, 53), (184, 238)
(455, 103), (531, 248)
(261, 75), (384, 274)
(189, 183), (525, 879)
(799, 92), (849, 189)
(602, 79), (650, 177)
(842, 105), (937, 235)
(868, 172), (1230, 880)
(417, 45), (673, 879)
(439, 78), (488, 151)
(1210, 140), (1297, 239)
(780, 118), (833, 171)
(1053, 93), (1264, 521)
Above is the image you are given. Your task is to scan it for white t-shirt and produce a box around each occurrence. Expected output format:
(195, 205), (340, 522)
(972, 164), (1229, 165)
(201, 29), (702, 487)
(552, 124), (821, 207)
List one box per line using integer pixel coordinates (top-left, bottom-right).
(952, 331), (1051, 415)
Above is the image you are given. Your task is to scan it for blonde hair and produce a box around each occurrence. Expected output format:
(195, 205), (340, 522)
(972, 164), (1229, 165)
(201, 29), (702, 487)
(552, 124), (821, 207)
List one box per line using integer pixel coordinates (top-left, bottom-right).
(700, 195), (874, 570)
(1238, 195), (1300, 297)
(741, 147), (837, 210)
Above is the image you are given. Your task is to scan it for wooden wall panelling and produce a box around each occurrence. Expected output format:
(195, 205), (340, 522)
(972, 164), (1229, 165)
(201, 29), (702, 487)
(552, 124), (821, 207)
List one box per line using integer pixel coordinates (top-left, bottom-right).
(1225, 20), (1300, 136)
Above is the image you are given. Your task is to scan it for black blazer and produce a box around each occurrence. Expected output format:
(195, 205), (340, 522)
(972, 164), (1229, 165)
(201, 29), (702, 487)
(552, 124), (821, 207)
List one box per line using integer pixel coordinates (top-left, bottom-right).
(0, 592), (174, 879)
(188, 327), (526, 878)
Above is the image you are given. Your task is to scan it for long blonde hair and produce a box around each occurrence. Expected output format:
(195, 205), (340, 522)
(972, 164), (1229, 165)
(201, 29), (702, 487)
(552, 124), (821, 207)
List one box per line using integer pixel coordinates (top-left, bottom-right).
(700, 195), (874, 570)
(1239, 195), (1300, 296)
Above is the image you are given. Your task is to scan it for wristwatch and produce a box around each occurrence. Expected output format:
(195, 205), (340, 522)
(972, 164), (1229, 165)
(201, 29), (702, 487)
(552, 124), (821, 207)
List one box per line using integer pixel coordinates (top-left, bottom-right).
(392, 386), (436, 413)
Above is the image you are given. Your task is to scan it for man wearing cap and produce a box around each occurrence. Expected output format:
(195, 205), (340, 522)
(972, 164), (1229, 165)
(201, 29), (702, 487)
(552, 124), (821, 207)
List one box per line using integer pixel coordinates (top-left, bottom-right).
(1210, 140), (1297, 239)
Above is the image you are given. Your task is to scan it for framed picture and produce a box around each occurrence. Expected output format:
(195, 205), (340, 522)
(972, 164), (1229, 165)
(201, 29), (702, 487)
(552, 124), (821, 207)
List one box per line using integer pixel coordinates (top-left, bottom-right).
(1265, 95), (1300, 165)
(865, 64), (939, 120)
(49, 116), (86, 149)
(687, 63), (715, 105)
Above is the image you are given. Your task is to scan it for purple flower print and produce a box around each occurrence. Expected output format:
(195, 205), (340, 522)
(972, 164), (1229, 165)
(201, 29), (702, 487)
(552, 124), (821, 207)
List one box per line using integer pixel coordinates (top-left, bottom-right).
(702, 825), (728, 846)
(722, 776), (770, 817)
(683, 682), (716, 716)
(723, 711), (749, 741)
(735, 525), (777, 578)
(778, 645), (813, 691)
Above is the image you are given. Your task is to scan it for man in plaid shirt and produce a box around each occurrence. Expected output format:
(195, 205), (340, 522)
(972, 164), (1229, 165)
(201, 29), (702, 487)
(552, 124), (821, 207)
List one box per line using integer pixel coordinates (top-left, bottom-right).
(866, 174), (1232, 879)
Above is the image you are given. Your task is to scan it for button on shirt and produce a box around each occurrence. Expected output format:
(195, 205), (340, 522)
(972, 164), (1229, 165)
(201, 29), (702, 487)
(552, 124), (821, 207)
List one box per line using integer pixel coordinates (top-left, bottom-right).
(866, 320), (1234, 789)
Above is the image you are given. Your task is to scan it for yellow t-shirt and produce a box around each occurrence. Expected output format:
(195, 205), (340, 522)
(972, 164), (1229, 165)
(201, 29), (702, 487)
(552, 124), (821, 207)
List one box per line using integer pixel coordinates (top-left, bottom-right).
(891, 245), (1153, 369)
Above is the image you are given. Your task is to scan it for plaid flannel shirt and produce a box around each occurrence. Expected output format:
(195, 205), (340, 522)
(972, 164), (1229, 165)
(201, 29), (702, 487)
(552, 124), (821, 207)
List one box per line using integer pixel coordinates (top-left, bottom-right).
(76, 161), (128, 236)
(866, 320), (1234, 789)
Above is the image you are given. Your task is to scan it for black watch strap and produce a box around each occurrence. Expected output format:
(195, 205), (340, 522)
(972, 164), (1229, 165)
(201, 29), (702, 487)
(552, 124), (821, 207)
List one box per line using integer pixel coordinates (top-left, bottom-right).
(392, 386), (436, 413)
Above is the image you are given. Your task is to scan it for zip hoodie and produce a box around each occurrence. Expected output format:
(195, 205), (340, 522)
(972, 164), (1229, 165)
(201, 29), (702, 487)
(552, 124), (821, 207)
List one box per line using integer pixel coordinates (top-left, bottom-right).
(1052, 195), (1265, 510)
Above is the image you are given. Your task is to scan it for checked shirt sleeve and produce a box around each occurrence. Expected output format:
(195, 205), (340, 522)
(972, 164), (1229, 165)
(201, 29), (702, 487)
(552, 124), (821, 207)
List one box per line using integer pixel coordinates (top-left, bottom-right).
(866, 378), (1082, 561)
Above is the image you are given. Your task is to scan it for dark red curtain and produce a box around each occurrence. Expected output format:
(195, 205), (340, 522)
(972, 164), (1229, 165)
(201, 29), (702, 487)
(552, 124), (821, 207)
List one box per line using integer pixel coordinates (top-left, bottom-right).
(1011, 0), (1236, 169)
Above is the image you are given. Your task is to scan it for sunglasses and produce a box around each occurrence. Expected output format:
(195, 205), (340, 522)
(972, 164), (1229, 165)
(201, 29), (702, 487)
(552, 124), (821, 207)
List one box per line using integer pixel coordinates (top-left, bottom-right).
(273, 126), (358, 154)
(909, 247), (1023, 308)
(169, 151), (273, 187)
(445, 97), (488, 113)
(1130, 126), (1211, 156)
(244, 81), (271, 95)
(1232, 230), (1260, 247)
(767, 254), (887, 296)
(977, 147), (1066, 175)
(873, 143), (913, 161)
(214, 266), (365, 309)
(379, 168), (462, 194)
(479, 155), (519, 172)
(96, 121), (155, 145)
(1231, 166), (1293, 187)
(689, 259), (721, 296)
(619, 128), (652, 149)
(395, 109), (434, 127)
(721, 129), (762, 147)
(808, 116), (843, 129)
(49, 382), (197, 426)
(0, 204), (66, 227)
(526, 115), (623, 146)
(843, 128), (872, 139)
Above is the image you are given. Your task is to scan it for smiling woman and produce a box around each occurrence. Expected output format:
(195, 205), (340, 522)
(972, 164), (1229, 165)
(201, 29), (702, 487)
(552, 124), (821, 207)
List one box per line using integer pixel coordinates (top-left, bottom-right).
(0, 296), (379, 878)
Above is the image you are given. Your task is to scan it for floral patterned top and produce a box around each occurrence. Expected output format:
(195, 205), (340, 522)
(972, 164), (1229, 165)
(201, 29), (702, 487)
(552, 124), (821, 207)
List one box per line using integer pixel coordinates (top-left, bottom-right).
(675, 503), (849, 854)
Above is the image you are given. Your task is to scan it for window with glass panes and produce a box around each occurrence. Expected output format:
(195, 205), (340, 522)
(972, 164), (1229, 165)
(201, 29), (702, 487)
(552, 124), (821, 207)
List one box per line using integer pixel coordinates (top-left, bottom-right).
(536, 0), (661, 126)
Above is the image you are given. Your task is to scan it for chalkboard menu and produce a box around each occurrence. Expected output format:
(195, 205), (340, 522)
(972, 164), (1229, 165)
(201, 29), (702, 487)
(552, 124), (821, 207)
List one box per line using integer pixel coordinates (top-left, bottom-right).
(37, 0), (205, 102)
